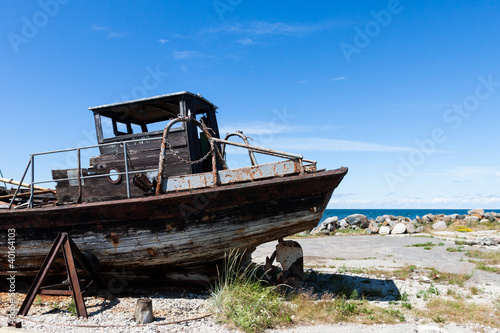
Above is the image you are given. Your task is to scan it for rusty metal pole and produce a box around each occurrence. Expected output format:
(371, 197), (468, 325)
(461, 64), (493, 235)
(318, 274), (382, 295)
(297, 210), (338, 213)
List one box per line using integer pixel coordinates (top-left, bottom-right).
(8, 159), (31, 210)
(123, 143), (130, 199)
(29, 155), (34, 208)
(77, 148), (82, 203)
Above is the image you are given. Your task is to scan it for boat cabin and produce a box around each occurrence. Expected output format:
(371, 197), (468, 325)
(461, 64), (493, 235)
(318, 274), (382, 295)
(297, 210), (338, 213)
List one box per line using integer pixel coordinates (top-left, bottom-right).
(52, 92), (222, 203)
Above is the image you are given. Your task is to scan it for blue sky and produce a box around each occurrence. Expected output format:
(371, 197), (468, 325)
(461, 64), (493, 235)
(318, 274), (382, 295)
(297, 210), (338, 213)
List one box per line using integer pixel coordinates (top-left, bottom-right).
(1, 0), (499, 209)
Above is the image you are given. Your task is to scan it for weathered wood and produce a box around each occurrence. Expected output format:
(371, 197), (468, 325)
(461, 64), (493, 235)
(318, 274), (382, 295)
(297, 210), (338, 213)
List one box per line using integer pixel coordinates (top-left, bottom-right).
(0, 189), (55, 200)
(0, 177), (54, 192)
(0, 168), (347, 283)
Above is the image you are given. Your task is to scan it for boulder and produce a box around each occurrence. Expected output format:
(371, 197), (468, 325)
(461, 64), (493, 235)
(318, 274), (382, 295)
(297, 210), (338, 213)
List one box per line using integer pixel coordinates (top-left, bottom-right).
(415, 226), (424, 233)
(448, 213), (460, 220)
(379, 226), (391, 235)
(310, 228), (330, 236)
(345, 214), (370, 228)
(479, 218), (490, 224)
(323, 216), (338, 224)
(368, 221), (380, 233)
(465, 216), (479, 224)
(338, 219), (349, 228)
(422, 213), (435, 223)
(432, 220), (447, 230)
(481, 237), (494, 246)
(391, 223), (406, 234)
(385, 218), (397, 228)
(406, 223), (416, 234)
(468, 208), (484, 217)
(375, 216), (385, 223)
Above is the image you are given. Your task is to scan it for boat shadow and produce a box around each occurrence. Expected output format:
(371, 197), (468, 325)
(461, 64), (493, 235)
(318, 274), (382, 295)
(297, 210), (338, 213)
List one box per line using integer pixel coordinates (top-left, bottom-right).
(302, 270), (401, 301)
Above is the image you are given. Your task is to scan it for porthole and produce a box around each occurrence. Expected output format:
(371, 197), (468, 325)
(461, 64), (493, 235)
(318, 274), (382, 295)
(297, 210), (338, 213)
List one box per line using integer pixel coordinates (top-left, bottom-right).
(107, 168), (122, 184)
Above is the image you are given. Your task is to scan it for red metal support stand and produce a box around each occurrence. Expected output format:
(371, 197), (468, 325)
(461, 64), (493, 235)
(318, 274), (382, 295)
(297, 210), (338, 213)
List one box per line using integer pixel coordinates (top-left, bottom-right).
(17, 233), (98, 319)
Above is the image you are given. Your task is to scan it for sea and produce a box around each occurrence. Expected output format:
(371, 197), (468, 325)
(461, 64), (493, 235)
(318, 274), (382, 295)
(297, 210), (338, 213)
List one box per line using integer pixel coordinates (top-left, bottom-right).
(318, 208), (498, 224)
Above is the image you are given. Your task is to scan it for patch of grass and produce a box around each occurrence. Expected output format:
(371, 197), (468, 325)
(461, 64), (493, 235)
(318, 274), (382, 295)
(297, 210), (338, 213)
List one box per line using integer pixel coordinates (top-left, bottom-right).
(455, 240), (468, 246)
(405, 242), (436, 249)
(414, 298), (499, 328)
(210, 250), (292, 332)
(475, 262), (500, 273)
(401, 302), (412, 309)
(438, 242), (445, 246)
(446, 246), (465, 252)
(428, 268), (473, 287)
(290, 293), (407, 325)
(67, 297), (77, 316)
(466, 250), (500, 265)
(398, 291), (409, 302)
(34, 295), (43, 306)
(469, 286), (481, 295)
(466, 249), (500, 274)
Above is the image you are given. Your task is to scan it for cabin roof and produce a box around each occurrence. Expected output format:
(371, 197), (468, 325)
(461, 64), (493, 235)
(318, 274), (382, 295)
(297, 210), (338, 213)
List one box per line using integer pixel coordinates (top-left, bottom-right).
(89, 91), (218, 125)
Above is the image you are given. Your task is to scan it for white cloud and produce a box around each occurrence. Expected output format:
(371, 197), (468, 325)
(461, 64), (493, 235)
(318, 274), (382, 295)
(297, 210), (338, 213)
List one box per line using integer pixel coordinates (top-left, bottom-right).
(328, 194), (500, 209)
(107, 32), (126, 38)
(158, 39), (169, 44)
(206, 21), (337, 36)
(268, 137), (415, 152)
(331, 76), (346, 81)
(91, 24), (107, 31)
(173, 50), (209, 60)
(91, 24), (126, 38)
(237, 38), (255, 45)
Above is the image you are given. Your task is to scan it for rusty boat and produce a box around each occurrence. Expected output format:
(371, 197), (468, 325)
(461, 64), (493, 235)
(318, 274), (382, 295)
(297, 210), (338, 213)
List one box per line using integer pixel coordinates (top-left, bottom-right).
(0, 92), (347, 284)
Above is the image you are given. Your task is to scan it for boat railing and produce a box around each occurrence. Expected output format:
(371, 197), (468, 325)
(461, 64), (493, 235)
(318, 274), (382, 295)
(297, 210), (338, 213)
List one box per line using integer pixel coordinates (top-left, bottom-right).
(8, 136), (164, 209)
(9, 117), (316, 209)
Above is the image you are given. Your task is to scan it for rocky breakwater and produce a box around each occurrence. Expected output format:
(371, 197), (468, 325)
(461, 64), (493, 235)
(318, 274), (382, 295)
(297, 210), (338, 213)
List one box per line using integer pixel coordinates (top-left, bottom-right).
(308, 208), (500, 246)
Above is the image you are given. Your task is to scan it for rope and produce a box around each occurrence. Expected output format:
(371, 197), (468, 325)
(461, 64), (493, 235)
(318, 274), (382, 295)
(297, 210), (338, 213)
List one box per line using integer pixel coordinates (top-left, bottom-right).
(1, 312), (213, 328)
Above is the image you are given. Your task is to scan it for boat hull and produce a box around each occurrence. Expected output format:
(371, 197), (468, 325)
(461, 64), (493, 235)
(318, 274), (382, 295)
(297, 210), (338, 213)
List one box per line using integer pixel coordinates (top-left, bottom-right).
(0, 168), (347, 284)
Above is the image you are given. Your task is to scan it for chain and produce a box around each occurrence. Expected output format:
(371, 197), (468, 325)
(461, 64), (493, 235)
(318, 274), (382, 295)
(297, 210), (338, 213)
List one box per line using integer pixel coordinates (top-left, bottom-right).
(166, 139), (213, 165)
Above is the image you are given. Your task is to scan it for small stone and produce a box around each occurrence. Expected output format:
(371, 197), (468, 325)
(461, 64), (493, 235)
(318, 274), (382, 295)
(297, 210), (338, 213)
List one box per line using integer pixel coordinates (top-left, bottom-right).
(379, 226), (391, 235)
(419, 324), (440, 333)
(419, 276), (431, 283)
(391, 223), (406, 234)
(432, 220), (447, 230)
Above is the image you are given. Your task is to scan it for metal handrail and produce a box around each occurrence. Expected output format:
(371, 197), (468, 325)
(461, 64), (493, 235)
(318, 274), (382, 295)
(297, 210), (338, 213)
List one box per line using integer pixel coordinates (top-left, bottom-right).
(222, 132), (258, 166)
(9, 135), (164, 209)
(10, 118), (318, 208)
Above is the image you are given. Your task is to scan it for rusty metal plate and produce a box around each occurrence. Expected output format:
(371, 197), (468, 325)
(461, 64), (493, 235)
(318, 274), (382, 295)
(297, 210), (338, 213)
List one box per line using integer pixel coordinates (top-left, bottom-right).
(163, 160), (300, 192)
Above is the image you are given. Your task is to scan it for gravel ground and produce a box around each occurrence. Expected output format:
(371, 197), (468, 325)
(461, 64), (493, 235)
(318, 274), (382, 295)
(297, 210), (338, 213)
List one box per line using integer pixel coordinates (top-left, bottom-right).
(1, 232), (499, 333)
